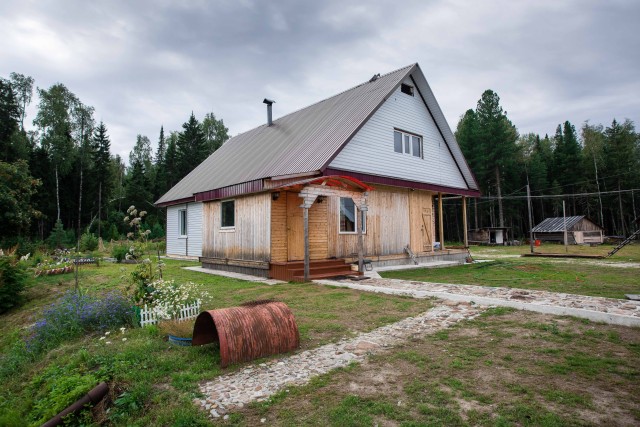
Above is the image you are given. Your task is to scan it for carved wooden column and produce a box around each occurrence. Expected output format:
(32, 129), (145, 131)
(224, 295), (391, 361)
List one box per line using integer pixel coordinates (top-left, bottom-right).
(355, 192), (369, 273)
(299, 193), (317, 282)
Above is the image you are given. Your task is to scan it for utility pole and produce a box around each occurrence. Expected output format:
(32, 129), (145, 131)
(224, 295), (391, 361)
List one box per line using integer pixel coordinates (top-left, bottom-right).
(593, 154), (604, 227)
(563, 200), (568, 253)
(527, 184), (534, 254)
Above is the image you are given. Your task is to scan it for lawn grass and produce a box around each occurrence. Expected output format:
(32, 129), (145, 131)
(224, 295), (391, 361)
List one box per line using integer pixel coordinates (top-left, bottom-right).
(229, 309), (640, 426)
(470, 241), (640, 262)
(381, 244), (640, 299)
(0, 256), (433, 426)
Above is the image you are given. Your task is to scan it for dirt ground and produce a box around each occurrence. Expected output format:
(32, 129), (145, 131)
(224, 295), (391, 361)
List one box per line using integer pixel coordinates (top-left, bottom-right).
(227, 309), (640, 426)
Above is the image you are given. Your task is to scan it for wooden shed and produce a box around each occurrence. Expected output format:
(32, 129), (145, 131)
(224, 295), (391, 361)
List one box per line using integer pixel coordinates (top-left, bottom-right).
(531, 216), (604, 244)
(156, 63), (481, 280)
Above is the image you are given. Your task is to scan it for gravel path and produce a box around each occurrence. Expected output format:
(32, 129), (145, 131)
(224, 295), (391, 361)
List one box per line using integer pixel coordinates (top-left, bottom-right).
(195, 301), (484, 419)
(315, 277), (640, 327)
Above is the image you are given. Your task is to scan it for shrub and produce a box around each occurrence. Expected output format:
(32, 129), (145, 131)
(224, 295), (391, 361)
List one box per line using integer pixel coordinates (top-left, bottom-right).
(0, 236), (39, 258)
(107, 223), (120, 241)
(0, 256), (29, 314)
(128, 259), (159, 304)
(150, 223), (165, 239)
(80, 232), (99, 252)
(47, 220), (76, 249)
(29, 365), (99, 426)
(25, 290), (135, 356)
(111, 244), (129, 262)
(147, 279), (205, 320)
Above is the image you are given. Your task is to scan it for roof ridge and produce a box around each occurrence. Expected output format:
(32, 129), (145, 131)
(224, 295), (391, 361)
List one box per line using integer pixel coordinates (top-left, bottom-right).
(230, 63), (416, 138)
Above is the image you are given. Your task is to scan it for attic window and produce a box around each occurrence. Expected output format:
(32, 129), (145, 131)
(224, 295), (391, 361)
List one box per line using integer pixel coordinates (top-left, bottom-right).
(394, 130), (422, 158)
(401, 83), (414, 96)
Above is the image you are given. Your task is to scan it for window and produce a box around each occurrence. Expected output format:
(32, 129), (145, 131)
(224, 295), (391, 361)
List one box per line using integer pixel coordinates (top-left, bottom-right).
(393, 130), (422, 158)
(394, 131), (403, 153)
(401, 83), (414, 96)
(339, 197), (366, 234)
(178, 209), (187, 236)
(221, 200), (235, 228)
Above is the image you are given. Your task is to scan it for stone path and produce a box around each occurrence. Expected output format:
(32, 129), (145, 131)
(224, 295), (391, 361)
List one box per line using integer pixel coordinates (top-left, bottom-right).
(315, 277), (640, 327)
(195, 302), (484, 418)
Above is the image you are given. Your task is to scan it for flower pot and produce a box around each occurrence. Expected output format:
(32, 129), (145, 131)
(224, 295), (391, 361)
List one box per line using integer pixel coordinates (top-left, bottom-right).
(168, 334), (192, 346)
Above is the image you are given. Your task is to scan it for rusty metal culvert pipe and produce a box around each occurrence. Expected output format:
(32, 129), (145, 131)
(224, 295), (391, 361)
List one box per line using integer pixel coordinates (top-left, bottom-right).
(192, 300), (299, 367)
(41, 382), (108, 427)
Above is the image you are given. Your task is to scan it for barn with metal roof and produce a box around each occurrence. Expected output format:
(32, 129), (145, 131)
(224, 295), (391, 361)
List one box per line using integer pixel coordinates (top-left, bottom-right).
(532, 216), (604, 244)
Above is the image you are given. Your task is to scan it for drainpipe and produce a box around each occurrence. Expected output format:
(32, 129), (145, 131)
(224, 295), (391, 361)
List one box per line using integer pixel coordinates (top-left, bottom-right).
(185, 203), (189, 257)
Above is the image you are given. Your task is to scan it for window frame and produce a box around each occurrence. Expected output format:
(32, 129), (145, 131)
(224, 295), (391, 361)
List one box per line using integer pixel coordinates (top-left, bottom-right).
(178, 209), (187, 237)
(393, 129), (423, 159)
(338, 197), (367, 235)
(220, 199), (236, 231)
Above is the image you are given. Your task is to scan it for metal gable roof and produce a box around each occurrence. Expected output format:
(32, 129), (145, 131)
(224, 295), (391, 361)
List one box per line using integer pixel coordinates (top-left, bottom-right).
(156, 63), (478, 205)
(531, 216), (586, 232)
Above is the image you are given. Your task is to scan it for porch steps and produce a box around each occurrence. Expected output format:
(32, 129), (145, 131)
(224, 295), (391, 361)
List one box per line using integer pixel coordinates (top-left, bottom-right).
(270, 259), (360, 282)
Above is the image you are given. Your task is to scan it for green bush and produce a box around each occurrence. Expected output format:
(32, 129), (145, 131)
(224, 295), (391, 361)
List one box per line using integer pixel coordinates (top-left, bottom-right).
(107, 223), (120, 241)
(0, 257), (28, 314)
(150, 223), (165, 239)
(46, 220), (76, 249)
(0, 237), (40, 258)
(29, 365), (99, 426)
(80, 232), (99, 252)
(111, 244), (129, 263)
(25, 290), (135, 357)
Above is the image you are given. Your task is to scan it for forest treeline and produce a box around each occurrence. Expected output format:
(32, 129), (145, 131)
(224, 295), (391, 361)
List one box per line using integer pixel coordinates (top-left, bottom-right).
(1, 72), (639, 249)
(0, 73), (228, 250)
(450, 89), (640, 241)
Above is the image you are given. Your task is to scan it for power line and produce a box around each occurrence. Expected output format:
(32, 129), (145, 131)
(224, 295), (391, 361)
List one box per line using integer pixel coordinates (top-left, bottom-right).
(479, 188), (640, 201)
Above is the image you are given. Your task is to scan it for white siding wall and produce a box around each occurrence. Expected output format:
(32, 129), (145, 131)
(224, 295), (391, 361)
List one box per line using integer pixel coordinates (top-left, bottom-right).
(166, 202), (203, 257)
(329, 77), (468, 189)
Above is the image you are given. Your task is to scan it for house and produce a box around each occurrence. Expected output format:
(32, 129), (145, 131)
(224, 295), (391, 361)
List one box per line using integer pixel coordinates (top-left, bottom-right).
(531, 216), (604, 244)
(468, 227), (510, 245)
(156, 63), (480, 280)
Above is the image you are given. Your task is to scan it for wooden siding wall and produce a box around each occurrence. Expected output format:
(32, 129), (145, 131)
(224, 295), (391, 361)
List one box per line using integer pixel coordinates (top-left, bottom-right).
(328, 76), (468, 190)
(309, 197), (329, 260)
(270, 191), (328, 262)
(166, 202), (203, 257)
(202, 193), (271, 261)
(271, 192), (287, 262)
(327, 185), (428, 258)
(572, 219), (603, 232)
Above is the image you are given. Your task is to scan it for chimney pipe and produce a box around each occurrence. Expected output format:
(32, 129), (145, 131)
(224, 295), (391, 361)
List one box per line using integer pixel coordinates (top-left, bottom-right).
(263, 98), (275, 126)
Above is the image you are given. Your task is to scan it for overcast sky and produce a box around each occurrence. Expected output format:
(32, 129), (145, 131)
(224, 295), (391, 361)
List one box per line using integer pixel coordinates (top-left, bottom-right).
(1, 0), (638, 162)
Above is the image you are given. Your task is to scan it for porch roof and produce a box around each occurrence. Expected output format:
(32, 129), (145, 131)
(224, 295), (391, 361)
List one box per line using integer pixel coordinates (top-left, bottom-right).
(271, 175), (375, 192)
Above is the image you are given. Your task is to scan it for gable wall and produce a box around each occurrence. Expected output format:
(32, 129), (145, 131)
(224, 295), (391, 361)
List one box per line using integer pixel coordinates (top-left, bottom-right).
(572, 218), (603, 232)
(328, 77), (468, 190)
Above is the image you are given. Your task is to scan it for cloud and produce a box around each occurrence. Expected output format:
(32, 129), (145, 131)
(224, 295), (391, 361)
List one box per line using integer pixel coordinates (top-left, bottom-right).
(1, 0), (638, 160)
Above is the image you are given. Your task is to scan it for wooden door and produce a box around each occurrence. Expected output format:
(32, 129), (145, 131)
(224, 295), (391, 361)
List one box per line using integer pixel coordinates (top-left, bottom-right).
(421, 207), (433, 252)
(287, 192), (305, 260)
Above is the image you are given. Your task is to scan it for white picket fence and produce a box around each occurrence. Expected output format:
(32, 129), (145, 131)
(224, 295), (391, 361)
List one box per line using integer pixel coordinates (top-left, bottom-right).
(139, 301), (201, 327)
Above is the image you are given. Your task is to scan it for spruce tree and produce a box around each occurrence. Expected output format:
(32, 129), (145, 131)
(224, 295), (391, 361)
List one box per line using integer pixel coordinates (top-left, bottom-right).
(176, 113), (207, 180)
(153, 126), (168, 201)
(92, 122), (113, 236)
(475, 90), (519, 228)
